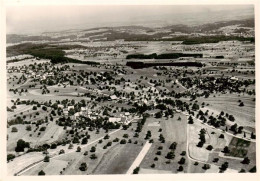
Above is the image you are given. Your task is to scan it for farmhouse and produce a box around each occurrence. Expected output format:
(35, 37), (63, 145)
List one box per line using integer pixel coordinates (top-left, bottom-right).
(110, 95), (118, 100)
(108, 117), (121, 123)
(68, 106), (74, 111)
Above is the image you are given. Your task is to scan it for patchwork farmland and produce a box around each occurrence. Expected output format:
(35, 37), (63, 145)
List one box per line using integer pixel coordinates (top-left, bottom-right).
(6, 10), (256, 176)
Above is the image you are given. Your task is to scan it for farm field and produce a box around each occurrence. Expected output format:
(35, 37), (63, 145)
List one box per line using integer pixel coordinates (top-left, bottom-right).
(5, 11), (256, 176)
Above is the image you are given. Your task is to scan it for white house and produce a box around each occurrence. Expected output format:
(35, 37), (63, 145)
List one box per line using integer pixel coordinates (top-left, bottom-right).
(68, 106), (74, 111)
(110, 95), (118, 100)
(108, 117), (121, 123)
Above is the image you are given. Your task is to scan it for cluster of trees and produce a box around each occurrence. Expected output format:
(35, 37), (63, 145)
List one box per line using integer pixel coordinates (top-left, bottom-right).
(15, 139), (30, 152)
(126, 53), (203, 59)
(197, 129), (206, 147)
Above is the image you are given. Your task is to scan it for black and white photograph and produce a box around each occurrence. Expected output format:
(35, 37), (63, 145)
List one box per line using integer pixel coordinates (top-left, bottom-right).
(1, 0), (259, 180)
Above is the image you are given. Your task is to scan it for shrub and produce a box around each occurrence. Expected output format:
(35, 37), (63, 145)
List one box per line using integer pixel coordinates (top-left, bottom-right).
(26, 125), (32, 131)
(165, 151), (175, 159)
(90, 146), (96, 152)
(83, 151), (88, 156)
(38, 170), (45, 175)
(178, 157), (186, 165)
(39, 126), (46, 131)
(104, 134), (110, 139)
(133, 167), (140, 174)
(90, 154), (97, 159)
(206, 145), (213, 151)
(50, 143), (57, 149)
(81, 137), (88, 145)
(59, 149), (65, 154)
(7, 154), (15, 162)
(76, 146), (81, 152)
(44, 156), (50, 162)
(178, 166), (184, 171)
(202, 164), (211, 170)
(120, 139), (126, 144)
(79, 162), (87, 171)
(11, 127), (18, 132)
(15, 139), (30, 152)
(241, 157), (250, 164)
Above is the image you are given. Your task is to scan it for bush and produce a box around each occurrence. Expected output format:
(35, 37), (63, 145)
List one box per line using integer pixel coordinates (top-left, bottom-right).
(15, 139), (30, 152)
(68, 144), (73, 149)
(76, 146), (81, 152)
(219, 134), (224, 139)
(178, 157), (186, 165)
(81, 137), (88, 144)
(90, 154), (97, 159)
(133, 167), (140, 174)
(241, 157), (250, 164)
(26, 125), (32, 131)
(79, 162), (87, 171)
(206, 145), (213, 151)
(104, 134), (110, 139)
(202, 164), (211, 170)
(120, 139), (126, 144)
(113, 138), (119, 142)
(83, 151), (88, 156)
(50, 143), (57, 149)
(169, 142), (177, 150)
(44, 156), (50, 162)
(38, 170), (45, 175)
(165, 151), (175, 159)
(90, 146), (96, 152)
(249, 166), (256, 173)
(59, 149), (65, 154)
(223, 146), (230, 153)
(39, 126), (46, 131)
(178, 166), (183, 171)
(239, 102), (244, 107)
(123, 134), (129, 138)
(11, 127), (18, 132)
(7, 154), (15, 162)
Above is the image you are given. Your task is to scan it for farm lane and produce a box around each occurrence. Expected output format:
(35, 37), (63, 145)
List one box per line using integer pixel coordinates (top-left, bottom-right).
(126, 141), (152, 174)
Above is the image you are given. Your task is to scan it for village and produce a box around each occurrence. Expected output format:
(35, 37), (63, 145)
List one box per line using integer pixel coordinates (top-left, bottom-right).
(5, 15), (256, 176)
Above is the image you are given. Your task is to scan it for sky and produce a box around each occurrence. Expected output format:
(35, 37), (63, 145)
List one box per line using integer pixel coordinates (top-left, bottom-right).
(6, 5), (254, 35)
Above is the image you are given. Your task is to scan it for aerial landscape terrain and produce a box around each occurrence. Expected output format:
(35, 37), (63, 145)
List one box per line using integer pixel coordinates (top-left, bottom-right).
(5, 5), (256, 175)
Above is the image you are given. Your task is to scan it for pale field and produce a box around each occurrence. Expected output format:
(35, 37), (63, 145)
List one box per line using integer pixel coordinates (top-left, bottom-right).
(7, 59), (50, 67)
(7, 121), (66, 151)
(22, 159), (69, 175)
(199, 93), (255, 128)
(139, 168), (172, 174)
(140, 114), (188, 173)
(92, 143), (143, 174)
(8, 152), (44, 175)
(20, 122), (142, 175)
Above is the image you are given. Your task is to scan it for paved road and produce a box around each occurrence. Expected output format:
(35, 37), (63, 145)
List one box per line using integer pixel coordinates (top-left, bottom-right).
(126, 141), (152, 174)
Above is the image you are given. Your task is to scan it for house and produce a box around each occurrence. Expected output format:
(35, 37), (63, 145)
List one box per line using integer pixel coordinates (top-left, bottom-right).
(58, 104), (64, 109)
(73, 112), (80, 119)
(63, 110), (69, 116)
(108, 117), (121, 123)
(121, 117), (130, 125)
(81, 107), (88, 112)
(230, 76), (238, 81)
(68, 106), (74, 111)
